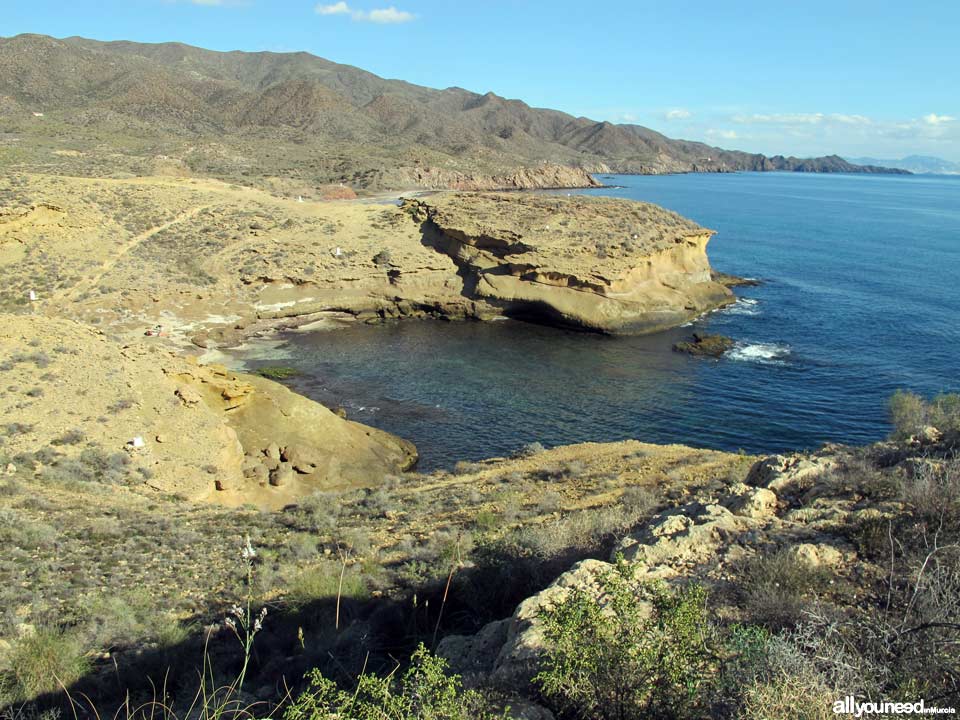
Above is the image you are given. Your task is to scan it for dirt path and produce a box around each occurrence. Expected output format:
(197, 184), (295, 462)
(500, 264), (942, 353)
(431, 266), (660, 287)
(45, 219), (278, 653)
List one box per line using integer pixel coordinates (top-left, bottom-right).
(52, 203), (214, 306)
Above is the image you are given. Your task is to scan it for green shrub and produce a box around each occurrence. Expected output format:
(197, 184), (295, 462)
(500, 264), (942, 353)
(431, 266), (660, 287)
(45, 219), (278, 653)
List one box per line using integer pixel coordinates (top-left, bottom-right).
(535, 559), (718, 720)
(284, 644), (500, 720)
(889, 390), (960, 439)
(255, 365), (300, 380)
(3, 627), (90, 700)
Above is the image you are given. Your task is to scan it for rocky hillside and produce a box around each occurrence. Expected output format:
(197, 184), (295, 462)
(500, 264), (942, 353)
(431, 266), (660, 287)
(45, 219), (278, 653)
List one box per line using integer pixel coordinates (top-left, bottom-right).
(0, 34), (906, 192)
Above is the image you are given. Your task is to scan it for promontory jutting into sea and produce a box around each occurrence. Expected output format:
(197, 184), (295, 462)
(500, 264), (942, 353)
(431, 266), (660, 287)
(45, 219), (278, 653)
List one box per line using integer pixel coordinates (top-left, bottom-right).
(0, 7), (957, 719)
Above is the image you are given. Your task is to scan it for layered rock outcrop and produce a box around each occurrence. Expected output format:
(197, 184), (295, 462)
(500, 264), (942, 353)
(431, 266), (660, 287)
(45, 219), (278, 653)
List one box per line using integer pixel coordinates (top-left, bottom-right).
(375, 163), (603, 191)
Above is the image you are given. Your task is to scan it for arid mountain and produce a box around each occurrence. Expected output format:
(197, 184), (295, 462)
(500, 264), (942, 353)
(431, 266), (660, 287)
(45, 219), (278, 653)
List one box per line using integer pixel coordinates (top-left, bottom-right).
(0, 34), (907, 191)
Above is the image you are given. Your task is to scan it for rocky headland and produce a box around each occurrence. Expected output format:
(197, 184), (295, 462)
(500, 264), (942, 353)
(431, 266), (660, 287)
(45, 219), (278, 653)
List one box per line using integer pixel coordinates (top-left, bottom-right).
(1, 173), (735, 343)
(406, 193), (733, 332)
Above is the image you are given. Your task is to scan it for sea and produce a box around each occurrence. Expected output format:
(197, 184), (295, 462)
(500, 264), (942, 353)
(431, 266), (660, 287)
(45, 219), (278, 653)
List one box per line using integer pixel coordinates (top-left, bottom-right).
(225, 172), (960, 470)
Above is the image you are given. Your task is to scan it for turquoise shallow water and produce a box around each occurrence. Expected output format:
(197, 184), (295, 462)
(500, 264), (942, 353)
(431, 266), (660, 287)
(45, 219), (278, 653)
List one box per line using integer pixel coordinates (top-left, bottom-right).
(231, 172), (960, 470)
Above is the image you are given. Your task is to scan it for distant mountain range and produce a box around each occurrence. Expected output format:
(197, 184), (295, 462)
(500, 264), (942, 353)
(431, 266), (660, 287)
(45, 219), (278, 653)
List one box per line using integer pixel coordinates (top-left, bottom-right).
(845, 155), (960, 175)
(0, 34), (909, 191)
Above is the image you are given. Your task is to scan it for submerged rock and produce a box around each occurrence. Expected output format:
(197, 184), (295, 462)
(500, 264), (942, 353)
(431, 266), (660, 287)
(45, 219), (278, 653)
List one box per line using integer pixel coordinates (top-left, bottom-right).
(672, 332), (735, 357)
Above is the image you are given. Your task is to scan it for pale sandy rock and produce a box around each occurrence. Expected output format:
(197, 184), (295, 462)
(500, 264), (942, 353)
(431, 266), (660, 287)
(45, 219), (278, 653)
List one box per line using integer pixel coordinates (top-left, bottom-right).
(490, 559), (613, 687)
(746, 453), (836, 494)
(910, 426), (943, 445)
(437, 618), (510, 679)
(269, 463), (294, 487)
(786, 542), (850, 570)
(723, 482), (779, 518)
(616, 502), (762, 570)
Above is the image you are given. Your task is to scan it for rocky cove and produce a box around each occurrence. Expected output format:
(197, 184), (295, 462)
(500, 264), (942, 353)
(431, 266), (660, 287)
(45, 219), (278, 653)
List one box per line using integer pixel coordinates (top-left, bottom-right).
(3, 170), (958, 717)
(1, 175), (740, 509)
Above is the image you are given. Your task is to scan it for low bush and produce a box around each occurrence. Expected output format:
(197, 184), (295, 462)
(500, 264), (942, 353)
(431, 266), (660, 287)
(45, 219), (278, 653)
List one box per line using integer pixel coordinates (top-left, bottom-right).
(2, 627), (90, 701)
(284, 644), (500, 720)
(741, 550), (832, 629)
(889, 390), (960, 439)
(287, 561), (369, 608)
(536, 559), (718, 720)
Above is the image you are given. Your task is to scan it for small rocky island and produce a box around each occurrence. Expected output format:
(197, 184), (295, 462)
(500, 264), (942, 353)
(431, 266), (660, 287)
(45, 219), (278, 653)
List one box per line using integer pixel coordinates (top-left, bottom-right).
(673, 332), (736, 358)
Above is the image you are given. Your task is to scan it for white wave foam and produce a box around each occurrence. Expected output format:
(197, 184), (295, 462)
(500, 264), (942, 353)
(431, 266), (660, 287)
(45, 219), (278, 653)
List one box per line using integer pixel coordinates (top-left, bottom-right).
(726, 341), (791, 365)
(721, 297), (761, 316)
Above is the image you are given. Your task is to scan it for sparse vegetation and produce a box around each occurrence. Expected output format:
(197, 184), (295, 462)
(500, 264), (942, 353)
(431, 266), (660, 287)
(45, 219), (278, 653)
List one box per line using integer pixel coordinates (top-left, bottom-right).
(254, 365), (300, 380)
(536, 559), (718, 720)
(285, 644), (499, 720)
(889, 390), (960, 439)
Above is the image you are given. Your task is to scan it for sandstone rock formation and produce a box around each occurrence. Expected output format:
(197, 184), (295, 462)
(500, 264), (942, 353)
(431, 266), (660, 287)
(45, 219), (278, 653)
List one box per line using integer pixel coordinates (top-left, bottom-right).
(0, 315), (415, 507)
(405, 193), (733, 333)
(375, 164), (603, 191)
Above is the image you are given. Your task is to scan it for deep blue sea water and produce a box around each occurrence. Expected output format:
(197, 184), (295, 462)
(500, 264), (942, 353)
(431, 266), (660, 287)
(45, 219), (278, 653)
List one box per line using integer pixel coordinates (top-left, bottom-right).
(231, 172), (960, 469)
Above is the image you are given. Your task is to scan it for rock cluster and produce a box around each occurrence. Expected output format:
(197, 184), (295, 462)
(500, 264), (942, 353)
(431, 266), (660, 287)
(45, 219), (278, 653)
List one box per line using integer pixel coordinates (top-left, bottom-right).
(672, 332), (735, 358)
(437, 445), (896, 690)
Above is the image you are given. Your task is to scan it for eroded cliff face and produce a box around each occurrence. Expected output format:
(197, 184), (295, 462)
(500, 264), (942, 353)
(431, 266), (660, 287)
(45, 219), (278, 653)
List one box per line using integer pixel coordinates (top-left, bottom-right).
(404, 193), (733, 332)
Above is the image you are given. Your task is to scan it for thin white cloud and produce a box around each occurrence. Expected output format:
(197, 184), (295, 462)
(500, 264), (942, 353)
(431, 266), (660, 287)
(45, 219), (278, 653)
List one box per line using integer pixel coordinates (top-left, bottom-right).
(665, 108), (691, 120)
(715, 108), (959, 159)
(831, 114), (872, 125)
(316, 1), (350, 13)
(731, 112), (874, 127)
(733, 113), (826, 125)
(315, 2), (415, 22)
(706, 129), (738, 140)
(364, 6), (414, 22)
(923, 113), (954, 126)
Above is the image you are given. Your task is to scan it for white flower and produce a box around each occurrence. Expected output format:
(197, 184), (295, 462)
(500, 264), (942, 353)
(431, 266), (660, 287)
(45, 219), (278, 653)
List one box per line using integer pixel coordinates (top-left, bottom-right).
(241, 537), (257, 560)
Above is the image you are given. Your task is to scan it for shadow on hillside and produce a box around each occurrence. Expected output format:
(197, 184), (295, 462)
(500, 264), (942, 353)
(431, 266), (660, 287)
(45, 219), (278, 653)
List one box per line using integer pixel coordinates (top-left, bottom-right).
(6, 531), (616, 719)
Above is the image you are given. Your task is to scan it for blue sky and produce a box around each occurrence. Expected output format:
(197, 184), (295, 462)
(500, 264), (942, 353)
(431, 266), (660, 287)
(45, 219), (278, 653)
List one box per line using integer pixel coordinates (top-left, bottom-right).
(4, 0), (959, 160)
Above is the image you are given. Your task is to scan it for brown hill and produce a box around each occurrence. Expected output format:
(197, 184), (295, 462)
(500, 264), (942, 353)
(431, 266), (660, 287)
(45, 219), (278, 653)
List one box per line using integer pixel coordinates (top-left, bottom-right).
(0, 33), (908, 191)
